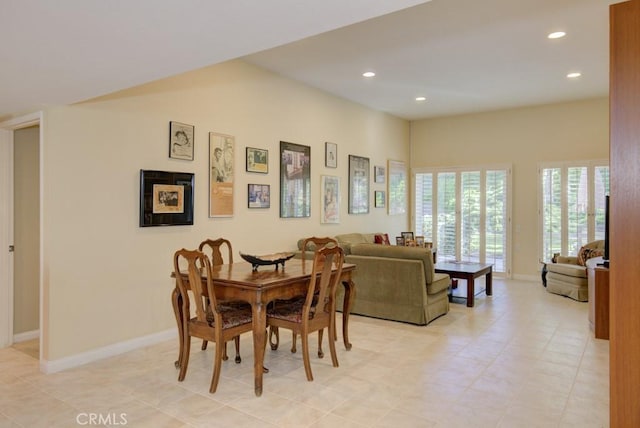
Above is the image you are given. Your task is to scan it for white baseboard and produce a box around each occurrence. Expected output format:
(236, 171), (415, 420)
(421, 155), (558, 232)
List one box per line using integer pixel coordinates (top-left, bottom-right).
(14, 329), (39, 343)
(40, 328), (176, 374)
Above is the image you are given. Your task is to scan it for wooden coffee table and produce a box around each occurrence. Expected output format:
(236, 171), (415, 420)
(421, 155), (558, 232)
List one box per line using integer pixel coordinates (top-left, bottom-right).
(434, 261), (493, 307)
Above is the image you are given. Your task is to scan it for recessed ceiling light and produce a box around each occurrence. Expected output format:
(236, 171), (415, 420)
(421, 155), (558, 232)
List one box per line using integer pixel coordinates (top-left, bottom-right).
(362, 71), (376, 78)
(567, 72), (582, 78)
(415, 96), (427, 102)
(548, 31), (566, 39)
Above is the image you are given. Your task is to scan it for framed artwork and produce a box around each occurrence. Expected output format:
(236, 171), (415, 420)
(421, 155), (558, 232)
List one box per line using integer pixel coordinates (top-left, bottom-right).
(374, 165), (386, 183)
(248, 184), (270, 208)
(374, 190), (385, 208)
(280, 141), (311, 218)
(415, 236), (425, 247)
(246, 147), (268, 173)
(401, 231), (414, 243)
(388, 159), (407, 215)
(169, 121), (194, 161)
(321, 175), (340, 224)
(209, 132), (234, 217)
(348, 155), (370, 214)
(325, 142), (337, 168)
(395, 236), (405, 246)
(139, 170), (194, 227)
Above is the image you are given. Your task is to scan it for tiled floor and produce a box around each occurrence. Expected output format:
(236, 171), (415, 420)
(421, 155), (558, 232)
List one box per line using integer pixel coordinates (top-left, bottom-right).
(0, 278), (609, 427)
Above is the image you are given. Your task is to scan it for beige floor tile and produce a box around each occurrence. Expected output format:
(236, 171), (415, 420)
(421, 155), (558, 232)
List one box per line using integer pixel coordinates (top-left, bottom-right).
(0, 278), (610, 427)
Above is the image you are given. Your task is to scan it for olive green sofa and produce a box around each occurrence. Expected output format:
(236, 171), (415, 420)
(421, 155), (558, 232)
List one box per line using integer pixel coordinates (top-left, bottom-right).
(296, 233), (450, 325)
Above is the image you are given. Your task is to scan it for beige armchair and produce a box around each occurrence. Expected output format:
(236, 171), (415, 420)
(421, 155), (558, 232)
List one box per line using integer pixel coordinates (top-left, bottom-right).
(545, 240), (604, 301)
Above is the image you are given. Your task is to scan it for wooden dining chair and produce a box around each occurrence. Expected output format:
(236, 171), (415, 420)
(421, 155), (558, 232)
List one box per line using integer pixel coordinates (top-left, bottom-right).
(173, 248), (253, 393)
(269, 236), (339, 356)
(198, 238), (244, 363)
(266, 244), (344, 381)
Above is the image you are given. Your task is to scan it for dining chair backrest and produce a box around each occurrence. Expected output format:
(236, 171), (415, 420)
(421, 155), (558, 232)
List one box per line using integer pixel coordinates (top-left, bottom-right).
(199, 238), (233, 266)
(173, 248), (218, 324)
(301, 236), (338, 261)
(305, 244), (344, 318)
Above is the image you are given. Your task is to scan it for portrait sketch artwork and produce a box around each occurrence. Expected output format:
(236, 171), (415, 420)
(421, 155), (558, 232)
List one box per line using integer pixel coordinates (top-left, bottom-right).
(321, 175), (340, 224)
(209, 132), (234, 217)
(169, 121), (194, 160)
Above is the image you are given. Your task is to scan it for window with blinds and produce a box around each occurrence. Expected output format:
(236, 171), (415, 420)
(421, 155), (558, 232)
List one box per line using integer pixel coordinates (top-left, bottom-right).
(539, 161), (609, 261)
(414, 166), (511, 274)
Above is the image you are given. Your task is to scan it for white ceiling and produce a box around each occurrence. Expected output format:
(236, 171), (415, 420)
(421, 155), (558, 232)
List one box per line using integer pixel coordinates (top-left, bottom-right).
(244, 0), (615, 120)
(0, 0), (426, 121)
(1, 0), (615, 122)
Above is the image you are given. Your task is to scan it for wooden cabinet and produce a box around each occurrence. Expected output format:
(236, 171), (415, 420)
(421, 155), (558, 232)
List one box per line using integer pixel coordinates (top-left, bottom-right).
(588, 266), (609, 340)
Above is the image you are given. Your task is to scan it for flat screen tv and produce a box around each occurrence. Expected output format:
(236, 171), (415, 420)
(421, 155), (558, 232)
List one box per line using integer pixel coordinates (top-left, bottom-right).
(603, 194), (610, 267)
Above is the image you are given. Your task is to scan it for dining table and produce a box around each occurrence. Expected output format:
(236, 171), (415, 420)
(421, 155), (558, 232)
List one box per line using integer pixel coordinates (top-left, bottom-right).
(171, 257), (356, 396)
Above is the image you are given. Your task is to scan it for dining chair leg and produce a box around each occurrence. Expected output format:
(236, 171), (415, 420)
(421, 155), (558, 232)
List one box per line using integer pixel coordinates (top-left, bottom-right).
(301, 330), (313, 381)
(209, 340), (224, 394)
(328, 324), (339, 368)
(317, 329), (324, 358)
(178, 333), (191, 381)
(291, 333), (297, 353)
(268, 326), (280, 350)
(234, 336), (241, 363)
(201, 339), (208, 350)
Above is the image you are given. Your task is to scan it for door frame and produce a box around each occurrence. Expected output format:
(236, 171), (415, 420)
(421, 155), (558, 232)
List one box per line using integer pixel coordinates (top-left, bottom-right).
(0, 112), (42, 351)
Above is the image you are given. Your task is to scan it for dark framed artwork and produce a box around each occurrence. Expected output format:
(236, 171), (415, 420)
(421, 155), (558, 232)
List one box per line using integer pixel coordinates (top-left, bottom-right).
(248, 184), (270, 208)
(169, 121), (194, 161)
(280, 141), (311, 218)
(209, 132), (234, 217)
(396, 236), (405, 246)
(246, 147), (268, 173)
(348, 155), (370, 214)
(139, 170), (194, 227)
(325, 142), (337, 168)
(375, 190), (385, 208)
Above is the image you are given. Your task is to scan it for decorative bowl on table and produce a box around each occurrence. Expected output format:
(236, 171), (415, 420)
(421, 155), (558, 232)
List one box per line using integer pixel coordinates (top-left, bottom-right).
(239, 251), (295, 272)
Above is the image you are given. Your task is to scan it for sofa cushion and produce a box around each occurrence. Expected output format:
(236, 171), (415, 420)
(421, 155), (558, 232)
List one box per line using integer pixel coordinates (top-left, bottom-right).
(546, 263), (587, 278)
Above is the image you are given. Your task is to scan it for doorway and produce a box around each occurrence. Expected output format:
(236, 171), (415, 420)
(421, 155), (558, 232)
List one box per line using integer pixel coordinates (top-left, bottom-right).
(0, 112), (42, 360)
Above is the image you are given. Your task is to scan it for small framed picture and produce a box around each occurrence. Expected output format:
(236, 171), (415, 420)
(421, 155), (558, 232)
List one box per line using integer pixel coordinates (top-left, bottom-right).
(375, 190), (385, 208)
(415, 236), (425, 247)
(395, 236), (405, 246)
(325, 142), (337, 168)
(169, 121), (194, 161)
(401, 231), (414, 243)
(246, 147), (268, 173)
(374, 165), (386, 183)
(248, 184), (270, 208)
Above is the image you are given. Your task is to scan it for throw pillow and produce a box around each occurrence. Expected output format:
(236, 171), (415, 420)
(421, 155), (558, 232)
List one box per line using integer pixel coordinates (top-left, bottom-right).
(577, 246), (605, 266)
(374, 234), (391, 245)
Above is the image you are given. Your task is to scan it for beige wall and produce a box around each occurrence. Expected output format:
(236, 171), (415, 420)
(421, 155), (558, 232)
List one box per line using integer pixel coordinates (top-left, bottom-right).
(13, 125), (40, 335)
(41, 60), (410, 360)
(410, 97), (609, 278)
